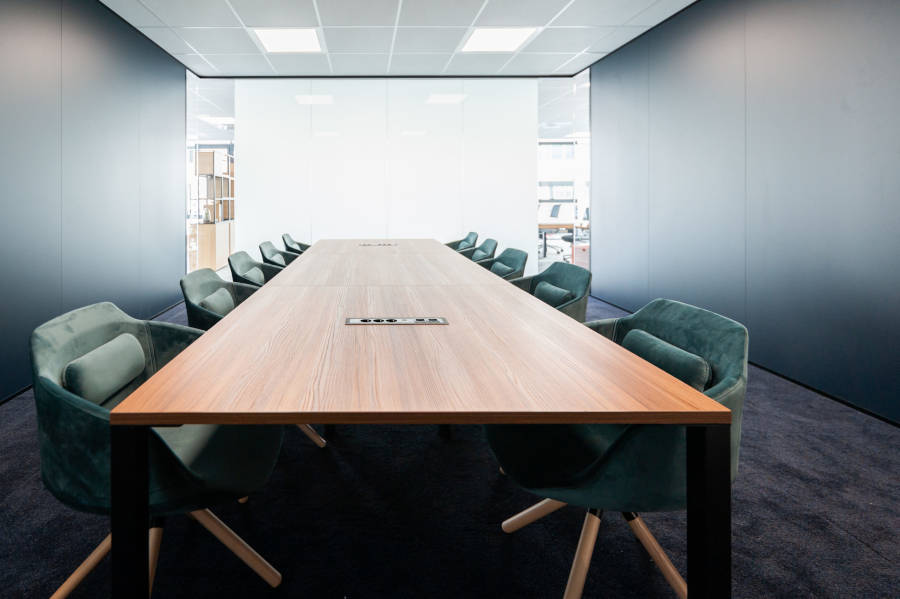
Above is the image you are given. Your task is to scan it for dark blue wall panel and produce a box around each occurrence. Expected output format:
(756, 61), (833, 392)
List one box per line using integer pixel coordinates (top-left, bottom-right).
(0, 0), (185, 400)
(590, 0), (900, 422)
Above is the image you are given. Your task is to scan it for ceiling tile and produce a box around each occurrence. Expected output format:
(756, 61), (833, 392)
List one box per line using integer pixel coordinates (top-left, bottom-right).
(524, 27), (614, 53)
(443, 53), (510, 75)
(228, 0), (318, 27)
(628, 0), (696, 26)
(556, 52), (607, 74)
(204, 54), (274, 75)
(501, 53), (575, 75)
(476, 0), (570, 26)
(398, 0), (484, 26)
(140, 0), (240, 27)
(589, 26), (649, 52)
(552, 0), (655, 26)
(175, 54), (217, 75)
(329, 54), (390, 75)
(389, 54), (452, 75)
(323, 27), (394, 53)
(393, 27), (466, 53)
(268, 53), (332, 75)
(100, 0), (163, 27)
(318, 0), (398, 26)
(177, 28), (258, 53)
(139, 27), (194, 55)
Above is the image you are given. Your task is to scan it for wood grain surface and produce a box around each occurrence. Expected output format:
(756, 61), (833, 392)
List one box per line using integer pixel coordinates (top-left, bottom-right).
(112, 239), (729, 425)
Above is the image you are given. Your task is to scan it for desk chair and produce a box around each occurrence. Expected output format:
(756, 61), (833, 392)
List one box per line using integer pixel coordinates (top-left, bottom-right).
(30, 302), (287, 597)
(282, 233), (310, 255)
(459, 238), (498, 262)
(259, 241), (299, 267)
(478, 248), (528, 280)
(446, 232), (478, 251)
(180, 270), (327, 448)
(510, 262), (591, 321)
(228, 251), (282, 287)
(486, 299), (748, 598)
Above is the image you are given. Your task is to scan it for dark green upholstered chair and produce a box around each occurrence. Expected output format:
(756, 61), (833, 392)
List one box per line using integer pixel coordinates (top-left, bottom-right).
(478, 248), (528, 280)
(180, 268), (257, 331)
(459, 238), (498, 262)
(445, 232), (478, 251)
(30, 302), (286, 596)
(229, 251), (282, 287)
(486, 298), (749, 599)
(259, 241), (299, 267)
(510, 261), (591, 321)
(282, 233), (310, 255)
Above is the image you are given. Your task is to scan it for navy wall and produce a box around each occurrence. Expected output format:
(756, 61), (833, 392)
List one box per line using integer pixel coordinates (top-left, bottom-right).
(590, 0), (900, 422)
(0, 0), (185, 400)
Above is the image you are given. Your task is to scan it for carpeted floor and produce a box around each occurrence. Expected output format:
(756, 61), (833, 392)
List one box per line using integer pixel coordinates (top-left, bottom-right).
(0, 298), (896, 598)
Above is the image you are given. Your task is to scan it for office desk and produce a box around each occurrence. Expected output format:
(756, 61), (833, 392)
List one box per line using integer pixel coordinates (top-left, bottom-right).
(110, 238), (732, 597)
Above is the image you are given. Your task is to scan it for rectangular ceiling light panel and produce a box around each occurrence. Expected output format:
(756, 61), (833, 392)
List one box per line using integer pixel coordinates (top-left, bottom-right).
(255, 28), (321, 53)
(461, 27), (536, 52)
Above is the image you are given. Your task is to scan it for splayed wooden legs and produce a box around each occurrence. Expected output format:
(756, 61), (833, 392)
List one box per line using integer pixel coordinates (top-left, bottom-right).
(623, 512), (687, 599)
(501, 498), (568, 533)
(297, 424), (327, 448)
(147, 527), (163, 595)
(563, 509), (603, 599)
(189, 509), (282, 588)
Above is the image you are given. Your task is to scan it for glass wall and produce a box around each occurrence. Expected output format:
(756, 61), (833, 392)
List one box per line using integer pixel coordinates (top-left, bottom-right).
(537, 70), (591, 271)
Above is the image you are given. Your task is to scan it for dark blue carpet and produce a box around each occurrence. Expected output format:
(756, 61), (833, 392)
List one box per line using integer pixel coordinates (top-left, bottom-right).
(0, 298), (896, 597)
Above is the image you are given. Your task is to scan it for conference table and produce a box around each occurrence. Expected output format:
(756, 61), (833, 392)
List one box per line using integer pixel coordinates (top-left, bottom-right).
(109, 239), (732, 598)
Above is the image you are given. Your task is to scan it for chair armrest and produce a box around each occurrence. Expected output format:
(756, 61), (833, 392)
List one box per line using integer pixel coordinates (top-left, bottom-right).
(457, 247), (476, 259)
(280, 251), (299, 264)
(478, 258), (495, 270)
(231, 282), (258, 305)
(585, 318), (619, 340)
(184, 302), (222, 331)
(509, 276), (534, 292)
(556, 295), (588, 322)
(261, 263), (283, 282)
(145, 321), (204, 369)
(445, 239), (461, 249)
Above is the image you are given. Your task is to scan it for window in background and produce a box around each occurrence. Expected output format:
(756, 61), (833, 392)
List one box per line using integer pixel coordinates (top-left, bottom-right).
(537, 70), (590, 271)
(186, 73), (235, 273)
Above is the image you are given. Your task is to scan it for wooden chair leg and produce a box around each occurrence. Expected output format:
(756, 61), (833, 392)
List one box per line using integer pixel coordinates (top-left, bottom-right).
(238, 496), (249, 504)
(297, 424), (327, 448)
(502, 498), (567, 533)
(563, 509), (602, 599)
(148, 527), (163, 595)
(190, 509), (282, 588)
(622, 512), (687, 599)
(50, 534), (112, 599)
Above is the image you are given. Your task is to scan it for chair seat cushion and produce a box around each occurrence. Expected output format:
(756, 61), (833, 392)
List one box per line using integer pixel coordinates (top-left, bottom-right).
(244, 266), (265, 285)
(534, 281), (575, 307)
(472, 249), (489, 261)
(622, 329), (712, 391)
(63, 333), (145, 404)
(457, 240), (474, 250)
(269, 253), (286, 266)
(198, 287), (235, 316)
(490, 261), (515, 277)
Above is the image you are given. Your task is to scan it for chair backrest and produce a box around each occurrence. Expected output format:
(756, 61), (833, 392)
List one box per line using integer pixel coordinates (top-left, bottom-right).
(531, 262), (590, 300)
(457, 231), (478, 250)
(259, 241), (286, 266)
(282, 233), (302, 252)
(496, 248), (528, 271)
(471, 238), (498, 261)
(229, 251), (267, 285)
(180, 268), (230, 306)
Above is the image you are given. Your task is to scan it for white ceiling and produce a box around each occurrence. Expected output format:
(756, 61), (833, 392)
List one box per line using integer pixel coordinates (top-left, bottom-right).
(102, 0), (696, 77)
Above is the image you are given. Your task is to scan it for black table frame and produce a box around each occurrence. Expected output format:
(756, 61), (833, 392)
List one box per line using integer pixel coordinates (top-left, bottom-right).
(110, 423), (731, 597)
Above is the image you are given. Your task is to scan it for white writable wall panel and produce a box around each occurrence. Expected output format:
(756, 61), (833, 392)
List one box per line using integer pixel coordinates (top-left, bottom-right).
(234, 79), (313, 258)
(462, 79), (539, 274)
(386, 79), (464, 241)
(308, 79), (389, 240)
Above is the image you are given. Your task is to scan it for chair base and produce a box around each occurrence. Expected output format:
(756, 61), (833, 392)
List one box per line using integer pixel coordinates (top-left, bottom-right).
(297, 423), (327, 448)
(51, 509), (280, 598)
(502, 498), (567, 533)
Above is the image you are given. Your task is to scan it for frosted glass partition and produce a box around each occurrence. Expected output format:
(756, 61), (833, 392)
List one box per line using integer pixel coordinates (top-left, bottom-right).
(234, 79), (538, 274)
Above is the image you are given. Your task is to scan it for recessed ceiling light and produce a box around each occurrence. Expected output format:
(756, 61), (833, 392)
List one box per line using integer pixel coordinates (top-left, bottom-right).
(254, 28), (321, 53)
(296, 94), (333, 105)
(426, 93), (467, 105)
(461, 27), (536, 53)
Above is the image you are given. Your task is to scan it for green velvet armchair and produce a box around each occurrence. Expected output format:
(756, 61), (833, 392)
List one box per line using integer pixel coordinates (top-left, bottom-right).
(228, 251), (282, 287)
(510, 261), (591, 321)
(459, 238), (498, 262)
(485, 298), (749, 598)
(478, 248), (528, 280)
(180, 268), (257, 331)
(282, 233), (311, 255)
(445, 232), (478, 251)
(30, 302), (286, 596)
(259, 241), (299, 267)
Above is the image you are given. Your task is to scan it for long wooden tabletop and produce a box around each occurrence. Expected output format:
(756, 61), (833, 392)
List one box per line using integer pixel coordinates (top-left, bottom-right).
(111, 239), (729, 426)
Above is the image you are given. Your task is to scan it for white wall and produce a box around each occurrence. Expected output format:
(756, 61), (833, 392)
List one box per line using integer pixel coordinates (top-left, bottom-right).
(234, 78), (538, 274)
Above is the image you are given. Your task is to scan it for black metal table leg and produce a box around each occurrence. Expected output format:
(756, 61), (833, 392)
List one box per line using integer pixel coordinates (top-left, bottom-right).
(686, 424), (732, 598)
(111, 425), (150, 598)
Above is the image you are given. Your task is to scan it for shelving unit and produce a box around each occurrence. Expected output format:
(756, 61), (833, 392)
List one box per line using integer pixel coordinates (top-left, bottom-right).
(187, 147), (235, 272)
